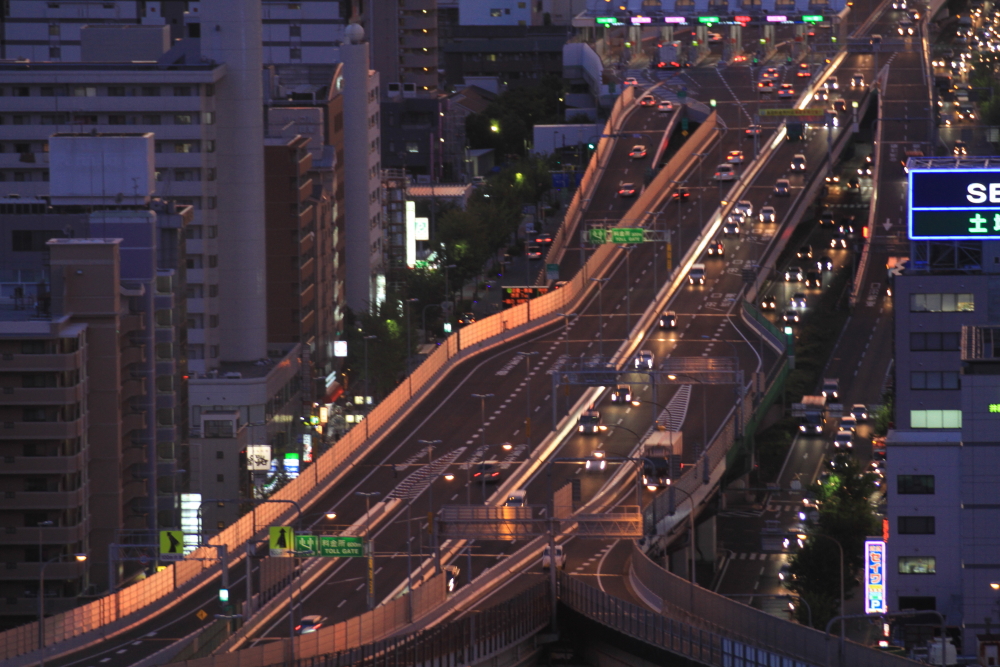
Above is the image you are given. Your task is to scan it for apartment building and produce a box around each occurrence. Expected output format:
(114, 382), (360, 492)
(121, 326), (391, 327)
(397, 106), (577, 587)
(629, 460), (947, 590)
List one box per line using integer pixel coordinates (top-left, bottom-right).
(886, 236), (1000, 651)
(261, 0), (348, 64)
(364, 0), (439, 98)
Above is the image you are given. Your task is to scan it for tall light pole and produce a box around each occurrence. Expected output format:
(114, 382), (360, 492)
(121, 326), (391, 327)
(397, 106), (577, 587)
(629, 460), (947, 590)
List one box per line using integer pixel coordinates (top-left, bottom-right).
(416, 439), (443, 572)
(693, 152), (709, 225)
(404, 298), (419, 376)
(39, 553), (87, 667)
(517, 353), (538, 448)
(589, 277), (610, 358)
(355, 491), (381, 610)
(556, 312), (576, 358)
(362, 334), (378, 409)
(470, 393), (493, 503)
(618, 244), (634, 335)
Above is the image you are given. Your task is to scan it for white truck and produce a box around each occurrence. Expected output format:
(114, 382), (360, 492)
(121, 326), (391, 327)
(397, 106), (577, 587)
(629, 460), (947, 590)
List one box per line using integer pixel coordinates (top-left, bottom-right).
(795, 395), (827, 434)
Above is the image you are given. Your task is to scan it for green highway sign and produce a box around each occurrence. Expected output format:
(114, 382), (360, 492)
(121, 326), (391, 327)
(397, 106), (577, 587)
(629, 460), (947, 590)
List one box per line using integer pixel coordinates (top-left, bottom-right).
(588, 228), (646, 244)
(802, 14), (823, 22)
(294, 534), (318, 555)
(698, 16), (720, 23)
(611, 228), (645, 244)
(319, 535), (364, 557)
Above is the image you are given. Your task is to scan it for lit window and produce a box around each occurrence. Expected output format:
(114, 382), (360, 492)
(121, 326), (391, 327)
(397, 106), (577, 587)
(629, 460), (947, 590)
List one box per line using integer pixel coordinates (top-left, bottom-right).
(910, 410), (962, 428)
(898, 557), (935, 575)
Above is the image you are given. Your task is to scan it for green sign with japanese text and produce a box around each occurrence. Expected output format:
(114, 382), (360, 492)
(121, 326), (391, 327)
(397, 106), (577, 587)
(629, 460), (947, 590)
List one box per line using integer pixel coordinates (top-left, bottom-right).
(588, 228), (645, 244)
(319, 535), (364, 557)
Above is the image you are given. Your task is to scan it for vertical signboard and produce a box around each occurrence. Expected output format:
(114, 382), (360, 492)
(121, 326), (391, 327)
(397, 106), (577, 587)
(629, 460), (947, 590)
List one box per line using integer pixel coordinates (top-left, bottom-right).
(864, 539), (888, 614)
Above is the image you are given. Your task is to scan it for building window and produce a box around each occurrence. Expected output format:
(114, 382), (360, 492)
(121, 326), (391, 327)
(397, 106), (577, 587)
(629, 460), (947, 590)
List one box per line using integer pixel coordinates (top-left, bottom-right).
(204, 420), (234, 438)
(73, 86), (96, 97)
(49, 24), (59, 35)
(207, 197), (217, 209)
(173, 86), (192, 96)
(490, 8), (502, 16)
(175, 142), (197, 153)
(189, 345), (205, 359)
(898, 557), (935, 575)
(910, 371), (960, 390)
(289, 25), (301, 36)
(897, 474), (935, 495)
(898, 516), (935, 534)
(209, 315), (219, 328)
(207, 226), (218, 239)
(909, 293), (974, 312)
(210, 345), (219, 359)
(174, 114), (194, 125)
(290, 47), (302, 59)
(203, 112), (215, 125)
(142, 86), (161, 96)
(205, 140), (216, 153)
(406, 142), (419, 153)
(142, 114), (161, 125)
(49, 47), (61, 58)
(216, 474), (225, 483)
(108, 115), (126, 125)
(898, 596), (936, 611)
(217, 521), (225, 529)
(107, 86), (125, 96)
(910, 410), (962, 428)
(186, 255), (203, 270)
(910, 332), (960, 351)
(216, 450), (224, 459)
(209, 284), (219, 297)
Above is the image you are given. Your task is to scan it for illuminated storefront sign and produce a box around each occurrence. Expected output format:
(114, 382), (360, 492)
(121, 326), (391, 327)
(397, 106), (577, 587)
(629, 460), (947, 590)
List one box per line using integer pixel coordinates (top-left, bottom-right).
(865, 540), (888, 614)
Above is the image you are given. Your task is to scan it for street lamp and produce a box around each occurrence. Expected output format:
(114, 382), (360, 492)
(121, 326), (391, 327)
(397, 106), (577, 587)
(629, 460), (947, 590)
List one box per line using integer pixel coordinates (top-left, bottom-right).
(355, 491), (381, 610)
(362, 334), (378, 409)
(39, 553), (87, 667)
(404, 298), (419, 376)
(589, 277), (610, 358)
(470, 394), (493, 451)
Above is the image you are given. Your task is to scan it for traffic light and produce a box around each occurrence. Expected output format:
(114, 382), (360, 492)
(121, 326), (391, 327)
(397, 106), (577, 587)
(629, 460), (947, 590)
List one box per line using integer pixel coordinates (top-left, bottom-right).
(218, 588), (230, 603)
(752, 56), (759, 64)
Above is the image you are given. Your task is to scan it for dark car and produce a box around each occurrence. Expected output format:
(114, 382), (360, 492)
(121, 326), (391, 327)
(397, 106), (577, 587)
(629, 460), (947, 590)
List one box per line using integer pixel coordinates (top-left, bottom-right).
(658, 310), (678, 329)
(533, 232), (554, 245)
(805, 271), (822, 288)
(472, 462), (503, 484)
(782, 309), (801, 324)
(818, 209), (836, 227)
(672, 187), (691, 200)
(796, 245), (813, 260)
(816, 256), (834, 271)
(706, 240), (725, 257)
(761, 295), (777, 310)
(610, 384), (633, 403)
(458, 312), (476, 326)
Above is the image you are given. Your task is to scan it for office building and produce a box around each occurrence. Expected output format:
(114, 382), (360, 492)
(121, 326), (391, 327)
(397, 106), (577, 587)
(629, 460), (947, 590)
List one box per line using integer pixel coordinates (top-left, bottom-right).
(363, 0), (439, 98)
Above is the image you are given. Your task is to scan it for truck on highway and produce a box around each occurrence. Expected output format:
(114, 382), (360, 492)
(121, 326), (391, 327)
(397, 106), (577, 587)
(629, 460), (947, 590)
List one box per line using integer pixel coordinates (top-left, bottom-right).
(795, 395), (827, 434)
(786, 122), (804, 141)
(655, 41), (684, 70)
(640, 432), (682, 489)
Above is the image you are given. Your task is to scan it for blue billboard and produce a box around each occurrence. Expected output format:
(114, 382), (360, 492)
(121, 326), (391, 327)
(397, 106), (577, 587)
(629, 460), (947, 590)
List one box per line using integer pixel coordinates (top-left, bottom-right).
(909, 168), (1000, 240)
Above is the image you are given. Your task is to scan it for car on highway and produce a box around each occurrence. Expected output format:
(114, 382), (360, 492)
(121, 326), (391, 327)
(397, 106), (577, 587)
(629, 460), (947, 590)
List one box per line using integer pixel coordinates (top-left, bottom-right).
(954, 140), (968, 156)
(610, 384), (633, 403)
(830, 231), (848, 249)
(824, 75), (839, 91)
(774, 178), (791, 196)
(533, 232), (554, 245)
(629, 145), (647, 159)
(638, 95), (656, 107)
(761, 295), (777, 310)
(585, 450), (607, 471)
(688, 263), (706, 285)
(734, 200), (753, 217)
(791, 293), (808, 308)
(714, 163), (736, 181)
(761, 67), (781, 79)
(746, 124), (763, 135)
(526, 244), (543, 260)
(672, 187), (690, 201)
(840, 414), (858, 431)
(623, 77), (640, 86)
(782, 309), (801, 324)
(757, 79), (775, 93)
(578, 410), (606, 434)
(659, 310), (678, 329)
(541, 545), (567, 569)
(472, 462), (503, 484)
(658, 100), (675, 113)
(957, 106), (975, 120)
(777, 83), (796, 98)
(505, 489), (528, 506)
(813, 90), (829, 102)
(858, 155), (873, 176)
(796, 245), (813, 260)
(898, 19), (915, 35)
(797, 63), (812, 77)
(805, 271), (822, 288)
(618, 182), (637, 197)
(825, 174), (840, 185)
(839, 217), (856, 235)
(727, 150), (745, 164)
(819, 209), (836, 227)
(296, 615), (327, 635)
(726, 212), (745, 226)
(834, 429), (854, 449)
(846, 176), (860, 191)
(891, 0), (905, 8)
(834, 99), (848, 113)
(852, 404), (869, 421)
(785, 266), (804, 282)
(722, 221), (740, 236)
(634, 350), (655, 370)
(458, 312), (476, 326)
(779, 563), (797, 582)
(706, 239), (725, 256)
(816, 256), (834, 271)
(759, 206), (776, 223)
(790, 154), (807, 171)
(851, 72), (865, 89)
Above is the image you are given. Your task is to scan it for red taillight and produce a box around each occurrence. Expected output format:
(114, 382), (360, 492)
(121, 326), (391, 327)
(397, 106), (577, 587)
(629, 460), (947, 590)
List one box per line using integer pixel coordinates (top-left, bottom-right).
(294, 625), (302, 631)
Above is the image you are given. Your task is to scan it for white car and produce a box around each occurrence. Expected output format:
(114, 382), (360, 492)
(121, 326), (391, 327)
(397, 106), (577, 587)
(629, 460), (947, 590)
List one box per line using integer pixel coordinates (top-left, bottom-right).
(634, 350), (654, 370)
(727, 150), (745, 164)
(586, 449), (607, 471)
(852, 404), (869, 421)
(734, 200), (753, 217)
(629, 145), (647, 159)
(840, 414), (858, 431)
(504, 489), (528, 506)
(833, 429), (853, 449)
(542, 545), (567, 569)
(296, 615), (327, 635)
(790, 154), (807, 171)
(658, 100), (675, 113)
(714, 164), (736, 181)
(759, 206), (776, 223)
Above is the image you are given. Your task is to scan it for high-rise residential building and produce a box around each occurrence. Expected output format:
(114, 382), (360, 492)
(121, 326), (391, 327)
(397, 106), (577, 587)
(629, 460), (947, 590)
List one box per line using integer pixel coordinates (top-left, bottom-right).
(261, 0), (348, 64)
(363, 0), (439, 98)
(341, 25), (385, 312)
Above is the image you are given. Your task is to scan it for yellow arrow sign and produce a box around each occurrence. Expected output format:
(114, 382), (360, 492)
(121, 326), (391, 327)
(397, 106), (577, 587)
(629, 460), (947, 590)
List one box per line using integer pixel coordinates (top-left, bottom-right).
(159, 530), (185, 560)
(760, 108), (826, 117)
(269, 526), (294, 556)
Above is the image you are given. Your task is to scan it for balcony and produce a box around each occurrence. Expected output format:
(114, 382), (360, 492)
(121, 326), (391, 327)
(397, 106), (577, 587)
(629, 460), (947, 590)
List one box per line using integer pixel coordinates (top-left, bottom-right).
(400, 34), (437, 50)
(122, 412), (147, 435)
(120, 345), (147, 367)
(1, 560), (87, 582)
(402, 53), (438, 69)
(0, 418), (86, 440)
(0, 385), (83, 406)
(299, 231), (316, 257)
(0, 452), (85, 475)
(121, 377), (146, 402)
(4, 486), (86, 510)
(120, 313), (145, 334)
(3, 520), (90, 546)
(299, 283), (316, 308)
(399, 13), (437, 30)
(0, 349), (83, 372)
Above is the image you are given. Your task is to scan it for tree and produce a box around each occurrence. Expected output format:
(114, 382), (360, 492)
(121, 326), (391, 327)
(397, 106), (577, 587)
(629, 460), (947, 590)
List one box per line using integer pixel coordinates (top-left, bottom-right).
(465, 77), (566, 158)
